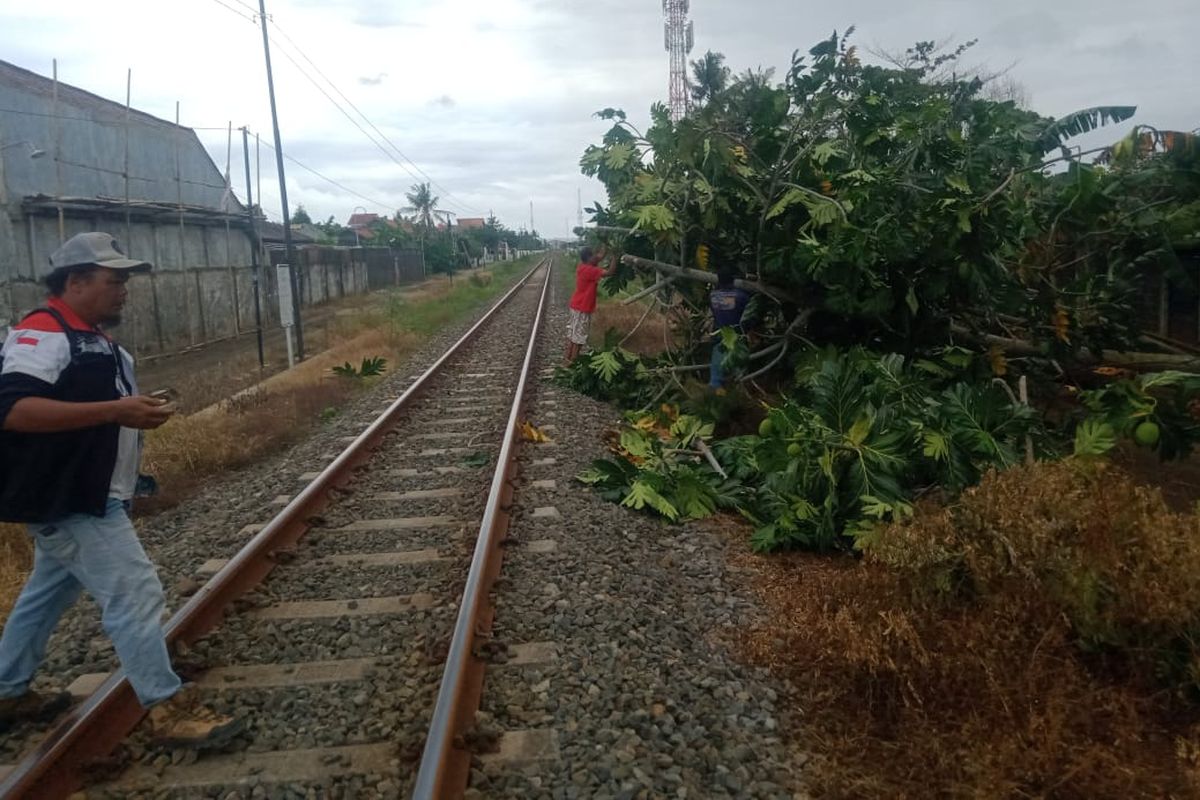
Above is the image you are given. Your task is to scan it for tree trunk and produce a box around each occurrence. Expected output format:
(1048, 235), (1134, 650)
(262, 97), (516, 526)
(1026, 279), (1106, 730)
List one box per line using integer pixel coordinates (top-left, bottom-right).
(620, 254), (800, 304)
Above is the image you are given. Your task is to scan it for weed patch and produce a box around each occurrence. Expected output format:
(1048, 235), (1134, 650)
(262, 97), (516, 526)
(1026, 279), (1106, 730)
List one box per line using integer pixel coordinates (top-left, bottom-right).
(734, 461), (1200, 798)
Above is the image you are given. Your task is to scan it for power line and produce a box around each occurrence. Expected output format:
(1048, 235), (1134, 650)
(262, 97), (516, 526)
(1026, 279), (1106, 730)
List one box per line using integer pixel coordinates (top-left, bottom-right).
(263, 42), (423, 202)
(205, 0), (257, 25)
(223, 0), (260, 17)
(267, 19), (484, 216)
(201, 0), (485, 217)
(252, 135), (392, 210)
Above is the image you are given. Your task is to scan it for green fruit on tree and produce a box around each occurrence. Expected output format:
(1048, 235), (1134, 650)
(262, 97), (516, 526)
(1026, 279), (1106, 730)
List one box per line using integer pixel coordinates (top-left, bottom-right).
(787, 443), (803, 457)
(758, 418), (774, 437)
(1134, 421), (1161, 448)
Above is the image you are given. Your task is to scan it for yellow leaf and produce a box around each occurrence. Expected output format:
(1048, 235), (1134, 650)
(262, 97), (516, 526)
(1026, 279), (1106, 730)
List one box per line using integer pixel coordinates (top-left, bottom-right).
(1053, 304), (1071, 344)
(988, 345), (1008, 377)
(847, 416), (872, 446)
(696, 244), (711, 270)
(521, 421), (553, 444)
(632, 415), (657, 432)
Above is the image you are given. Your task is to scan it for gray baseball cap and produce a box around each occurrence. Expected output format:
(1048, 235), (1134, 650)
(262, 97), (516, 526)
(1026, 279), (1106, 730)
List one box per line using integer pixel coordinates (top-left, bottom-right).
(49, 232), (152, 272)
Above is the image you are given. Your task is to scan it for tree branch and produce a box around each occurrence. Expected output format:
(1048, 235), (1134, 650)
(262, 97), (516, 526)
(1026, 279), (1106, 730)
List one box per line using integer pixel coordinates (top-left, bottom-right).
(622, 277), (673, 305)
(620, 255), (800, 304)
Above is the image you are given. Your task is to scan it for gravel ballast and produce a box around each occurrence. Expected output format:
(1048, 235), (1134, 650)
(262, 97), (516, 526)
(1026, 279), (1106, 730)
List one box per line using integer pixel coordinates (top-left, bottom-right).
(473, 265), (808, 799)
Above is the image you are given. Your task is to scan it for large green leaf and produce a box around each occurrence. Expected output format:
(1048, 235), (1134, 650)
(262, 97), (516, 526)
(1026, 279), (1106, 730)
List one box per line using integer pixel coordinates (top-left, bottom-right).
(1035, 106), (1137, 155)
(633, 204), (677, 232)
(622, 480), (679, 521)
(605, 142), (636, 168)
(1073, 419), (1117, 458)
(590, 351), (622, 384)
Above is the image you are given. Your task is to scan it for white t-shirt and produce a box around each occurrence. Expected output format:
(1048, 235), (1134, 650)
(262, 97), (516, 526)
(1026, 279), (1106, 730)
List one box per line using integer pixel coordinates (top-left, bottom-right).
(109, 347), (140, 501)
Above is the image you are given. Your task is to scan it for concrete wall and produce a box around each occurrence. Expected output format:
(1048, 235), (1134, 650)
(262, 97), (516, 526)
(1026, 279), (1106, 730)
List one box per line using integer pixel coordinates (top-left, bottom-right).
(0, 214), (381, 358)
(362, 247), (423, 290)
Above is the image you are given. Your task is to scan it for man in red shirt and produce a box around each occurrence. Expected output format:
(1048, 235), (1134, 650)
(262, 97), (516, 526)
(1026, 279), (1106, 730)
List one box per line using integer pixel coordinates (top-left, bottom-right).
(564, 246), (616, 364)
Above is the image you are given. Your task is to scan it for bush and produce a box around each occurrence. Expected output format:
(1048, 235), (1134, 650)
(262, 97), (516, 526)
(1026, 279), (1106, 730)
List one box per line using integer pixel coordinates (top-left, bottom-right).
(468, 271), (492, 288)
(865, 460), (1200, 692)
(741, 460), (1200, 798)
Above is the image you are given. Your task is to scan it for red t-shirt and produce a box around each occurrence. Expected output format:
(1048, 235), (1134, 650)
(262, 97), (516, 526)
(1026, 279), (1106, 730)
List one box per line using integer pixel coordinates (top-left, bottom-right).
(568, 263), (605, 314)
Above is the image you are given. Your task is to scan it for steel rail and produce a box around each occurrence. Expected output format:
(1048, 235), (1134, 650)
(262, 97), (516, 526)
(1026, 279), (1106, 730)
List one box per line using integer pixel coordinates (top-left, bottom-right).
(412, 254), (553, 798)
(0, 257), (551, 800)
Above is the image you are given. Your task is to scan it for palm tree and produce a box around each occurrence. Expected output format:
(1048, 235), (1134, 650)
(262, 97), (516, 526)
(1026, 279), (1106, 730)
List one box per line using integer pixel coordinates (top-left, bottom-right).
(690, 51), (730, 107)
(403, 182), (443, 275)
(403, 182), (439, 230)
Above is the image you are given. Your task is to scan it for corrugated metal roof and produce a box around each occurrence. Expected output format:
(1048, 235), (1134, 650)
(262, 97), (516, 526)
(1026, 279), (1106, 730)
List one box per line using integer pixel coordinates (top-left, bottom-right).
(0, 59), (240, 213)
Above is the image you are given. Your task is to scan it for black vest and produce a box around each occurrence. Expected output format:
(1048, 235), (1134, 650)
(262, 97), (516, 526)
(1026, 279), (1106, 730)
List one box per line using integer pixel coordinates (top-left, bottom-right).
(0, 308), (128, 523)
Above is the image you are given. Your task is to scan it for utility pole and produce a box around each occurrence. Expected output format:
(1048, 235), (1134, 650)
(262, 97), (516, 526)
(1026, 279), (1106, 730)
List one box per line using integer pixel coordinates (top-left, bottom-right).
(241, 127), (266, 369)
(257, 0), (304, 360)
(529, 200), (535, 235)
(577, 187), (584, 233)
(664, 0), (694, 121)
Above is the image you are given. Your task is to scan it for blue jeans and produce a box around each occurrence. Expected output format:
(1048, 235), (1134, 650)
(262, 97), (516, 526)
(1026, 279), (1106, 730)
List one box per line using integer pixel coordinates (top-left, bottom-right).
(710, 342), (726, 388)
(0, 498), (181, 707)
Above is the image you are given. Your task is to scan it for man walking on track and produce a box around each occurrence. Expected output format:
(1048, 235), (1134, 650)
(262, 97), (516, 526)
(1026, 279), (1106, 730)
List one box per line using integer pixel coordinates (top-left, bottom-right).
(0, 232), (241, 748)
(564, 245), (617, 364)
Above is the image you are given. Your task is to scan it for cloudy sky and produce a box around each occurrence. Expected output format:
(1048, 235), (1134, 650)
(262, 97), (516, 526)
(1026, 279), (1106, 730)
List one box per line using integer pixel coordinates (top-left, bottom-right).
(0, 0), (1196, 238)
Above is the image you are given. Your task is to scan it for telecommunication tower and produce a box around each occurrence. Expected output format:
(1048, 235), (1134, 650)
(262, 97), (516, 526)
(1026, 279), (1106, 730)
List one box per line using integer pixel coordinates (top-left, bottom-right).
(663, 0), (694, 121)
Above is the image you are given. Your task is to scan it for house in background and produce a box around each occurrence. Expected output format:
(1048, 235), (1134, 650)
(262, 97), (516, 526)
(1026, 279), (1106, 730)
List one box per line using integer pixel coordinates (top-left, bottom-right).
(346, 211), (379, 244)
(0, 59), (369, 356)
(0, 59), (260, 355)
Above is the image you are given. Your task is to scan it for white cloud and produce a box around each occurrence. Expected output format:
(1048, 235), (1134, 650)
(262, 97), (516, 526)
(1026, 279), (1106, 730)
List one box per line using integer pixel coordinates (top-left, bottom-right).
(0, 0), (1196, 238)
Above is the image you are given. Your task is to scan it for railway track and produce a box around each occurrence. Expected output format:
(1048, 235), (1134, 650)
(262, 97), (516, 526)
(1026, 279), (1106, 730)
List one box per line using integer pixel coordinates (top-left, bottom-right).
(0, 254), (557, 799)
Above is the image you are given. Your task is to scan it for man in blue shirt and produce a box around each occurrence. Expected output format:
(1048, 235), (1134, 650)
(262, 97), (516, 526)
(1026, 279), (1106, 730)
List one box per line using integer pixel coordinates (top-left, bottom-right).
(709, 266), (751, 390)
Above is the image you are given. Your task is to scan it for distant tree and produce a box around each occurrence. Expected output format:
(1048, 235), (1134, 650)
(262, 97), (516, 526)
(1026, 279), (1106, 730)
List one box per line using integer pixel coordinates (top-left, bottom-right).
(403, 183), (439, 230)
(291, 205), (313, 225)
(690, 51), (731, 106)
(983, 73), (1032, 109)
(314, 215), (345, 245)
(403, 182), (453, 273)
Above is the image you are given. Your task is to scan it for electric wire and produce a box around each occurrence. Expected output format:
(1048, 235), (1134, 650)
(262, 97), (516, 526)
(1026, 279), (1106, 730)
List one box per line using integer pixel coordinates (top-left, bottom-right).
(268, 20), (484, 216)
(199, 0), (486, 219)
(251, 135), (393, 210)
(205, 0), (257, 25)
(222, 0), (260, 17)
(266, 32), (480, 217)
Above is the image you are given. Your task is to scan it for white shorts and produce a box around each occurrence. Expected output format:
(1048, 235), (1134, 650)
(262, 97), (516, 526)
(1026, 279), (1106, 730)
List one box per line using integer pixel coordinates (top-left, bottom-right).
(566, 309), (591, 346)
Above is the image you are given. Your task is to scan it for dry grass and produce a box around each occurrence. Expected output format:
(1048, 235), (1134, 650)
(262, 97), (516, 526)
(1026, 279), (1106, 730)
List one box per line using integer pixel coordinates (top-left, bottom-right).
(591, 300), (676, 357)
(0, 524), (33, 620)
(730, 461), (1200, 799)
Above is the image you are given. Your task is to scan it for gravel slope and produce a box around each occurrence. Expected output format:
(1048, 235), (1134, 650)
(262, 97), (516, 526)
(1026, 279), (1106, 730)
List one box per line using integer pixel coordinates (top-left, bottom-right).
(474, 267), (809, 799)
